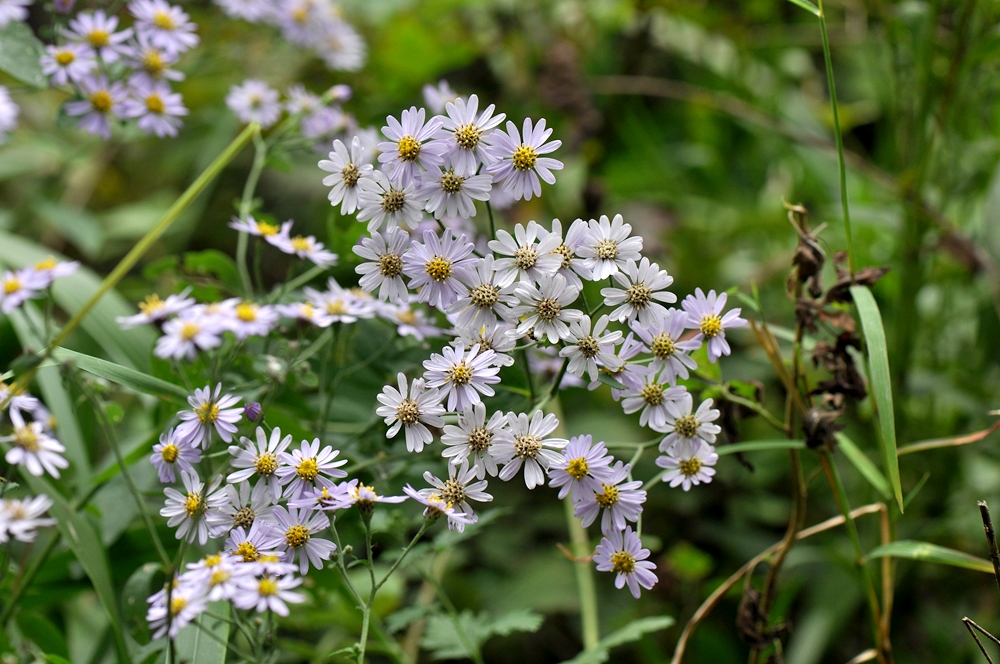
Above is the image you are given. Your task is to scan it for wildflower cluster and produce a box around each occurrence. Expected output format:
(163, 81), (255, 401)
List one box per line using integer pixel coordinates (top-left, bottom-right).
(226, 80), (355, 145)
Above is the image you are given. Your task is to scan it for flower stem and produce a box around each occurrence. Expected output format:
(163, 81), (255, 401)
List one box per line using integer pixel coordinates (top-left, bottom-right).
(485, 201), (497, 240)
(564, 497), (600, 650)
(816, 0), (855, 276)
(236, 131), (269, 297)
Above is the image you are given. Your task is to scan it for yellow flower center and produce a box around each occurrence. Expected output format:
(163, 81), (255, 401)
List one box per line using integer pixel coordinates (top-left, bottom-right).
(650, 333), (676, 359)
(380, 189), (406, 213)
(326, 299), (347, 315)
(610, 550), (635, 574)
(160, 443), (179, 463)
(567, 457), (589, 480)
(296, 457), (319, 481)
(439, 479), (466, 506)
(290, 236), (312, 252)
(87, 29), (110, 47)
(210, 569), (230, 586)
(396, 309), (417, 325)
(203, 554), (222, 567)
(424, 256), (452, 282)
(625, 283), (652, 308)
(454, 123), (482, 150)
(152, 11), (175, 29)
(257, 221), (278, 236)
(139, 294), (165, 315)
(396, 399), (420, 425)
(511, 144), (538, 171)
(678, 456), (704, 477)
(35, 257), (57, 270)
(258, 577), (279, 596)
(196, 402), (220, 423)
(14, 427), (39, 452)
(469, 283), (499, 308)
(145, 94), (165, 114)
(447, 361), (473, 386)
(235, 541), (259, 562)
(143, 49), (165, 75)
(254, 452), (278, 476)
(673, 414), (699, 438)
(341, 163), (360, 187)
(640, 383), (663, 406)
(513, 434), (542, 459)
(576, 336), (599, 358)
(396, 135), (421, 161)
(467, 426), (491, 452)
(594, 483), (620, 508)
(236, 302), (257, 322)
(285, 524), (310, 548)
(183, 493), (201, 517)
(595, 238), (618, 260)
(440, 170), (464, 194)
(233, 506), (255, 529)
(170, 597), (187, 616)
(536, 297), (561, 322)
(4, 278), (21, 295)
(180, 322), (200, 341)
(700, 314), (722, 338)
(514, 245), (538, 271)
(379, 253), (403, 278)
(55, 50), (76, 66)
(90, 90), (113, 113)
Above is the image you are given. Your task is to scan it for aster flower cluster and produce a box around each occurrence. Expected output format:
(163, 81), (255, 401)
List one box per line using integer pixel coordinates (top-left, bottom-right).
(0, 256), (78, 315)
(226, 79), (356, 146)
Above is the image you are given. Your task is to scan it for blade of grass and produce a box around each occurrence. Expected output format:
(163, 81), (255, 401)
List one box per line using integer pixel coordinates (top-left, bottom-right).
(836, 432), (892, 500)
(786, 0), (821, 16)
(851, 285), (903, 512)
(50, 347), (188, 402)
(716, 440), (806, 455)
(867, 540), (995, 574)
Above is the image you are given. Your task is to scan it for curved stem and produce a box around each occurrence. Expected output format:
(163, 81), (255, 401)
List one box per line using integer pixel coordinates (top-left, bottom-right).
(236, 131), (269, 297)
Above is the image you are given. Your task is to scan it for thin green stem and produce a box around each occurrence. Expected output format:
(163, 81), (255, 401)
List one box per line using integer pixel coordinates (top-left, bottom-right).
(817, 0), (855, 276)
(564, 497), (600, 650)
(485, 201), (497, 240)
(236, 131), (269, 297)
(358, 517), (377, 664)
(375, 523), (429, 592)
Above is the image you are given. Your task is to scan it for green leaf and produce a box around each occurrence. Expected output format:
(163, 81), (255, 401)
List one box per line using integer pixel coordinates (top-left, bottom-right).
(0, 21), (46, 88)
(44, 656), (73, 664)
(50, 347), (188, 402)
(597, 372), (627, 390)
(850, 285), (903, 512)
(17, 611), (69, 659)
(0, 232), (157, 370)
(785, 0), (821, 16)
(560, 616), (675, 664)
(122, 563), (162, 645)
(17, 474), (131, 663)
(175, 601), (230, 664)
(421, 609), (544, 661)
(867, 540), (994, 574)
(835, 432), (891, 500)
(716, 440), (806, 455)
(183, 249), (242, 293)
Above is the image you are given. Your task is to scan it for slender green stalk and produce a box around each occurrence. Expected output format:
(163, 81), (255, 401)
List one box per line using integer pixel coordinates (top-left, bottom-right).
(816, 0), (855, 276)
(485, 201), (497, 240)
(358, 517), (377, 664)
(236, 131), (269, 297)
(375, 523), (429, 592)
(564, 498), (600, 650)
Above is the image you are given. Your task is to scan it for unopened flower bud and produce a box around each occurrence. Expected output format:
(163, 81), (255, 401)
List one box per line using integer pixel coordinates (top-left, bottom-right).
(244, 401), (262, 422)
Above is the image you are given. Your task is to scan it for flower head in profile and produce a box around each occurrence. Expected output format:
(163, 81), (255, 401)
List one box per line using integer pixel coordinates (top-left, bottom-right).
(320, 137), (374, 214)
(656, 438), (719, 491)
(420, 463), (493, 523)
(176, 383), (242, 449)
(160, 470), (227, 545)
(594, 526), (658, 598)
(681, 288), (747, 363)
(547, 434), (616, 503)
(422, 342), (501, 413)
(403, 485), (475, 531)
(0, 495), (55, 544)
(354, 228), (410, 304)
(151, 427), (201, 483)
(486, 118), (563, 201)
(334, 479), (407, 515)
(226, 79), (282, 128)
(269, 233), (338, 268)
(147, 582), (207, 639)
(118, 289), (194, 329)
(376, 373), (446, 453)
(1, 408), (68, 478)
(228, 427), (294, 500)
(493, 411), (568, 490)
(378, 106), (447, 186)
(402, 229), (478, 311)
(578, 214), (643, 281)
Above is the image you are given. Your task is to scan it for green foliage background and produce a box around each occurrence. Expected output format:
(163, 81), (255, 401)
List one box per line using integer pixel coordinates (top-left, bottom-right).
(3, 0), (1000, 662)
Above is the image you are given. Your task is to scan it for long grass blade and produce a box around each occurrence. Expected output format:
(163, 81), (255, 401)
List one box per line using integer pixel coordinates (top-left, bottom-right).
(867, 540), (995, 574)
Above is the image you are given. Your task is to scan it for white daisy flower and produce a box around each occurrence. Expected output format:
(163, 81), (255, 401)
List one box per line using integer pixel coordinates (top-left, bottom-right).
(0, 85), (18, 143)
(573, 461), (646, 535)
(0, 268), (48, 314)
(436, 94), (506, 176)
(160, 470), (227, 545)
(154, 316), (223, 360)
(175, 383), (243, 449)
(378, 106), (447, 186)
(269, 233), (338, 268)
(120, 79), (189, 138)
(486, 118), (563, 201)
(419, 167), (492, 220)
(228, 215), (282, 238)
(0, 495), (55, 544)
(655, 393), (722, 447)
(578, 214), (643, 281)
(304, 278), (375, 324)
(317, 21), (367, 72)
(537, 218), (593, 288)
(226, 79), (282, 128)
(227, 426), (294, 500)
(630, 309), (700, 385)
(422, 342), (501, 413)
(0, 0), (31, 28)
(64, 10), (134, 62)
(40, 43), (96, 86)
(207, 480), (275, 538)
(488, 221), (563, 288)
(594, 526), (658, 598)
(147, 583), (208, 639)
(0, 382), (38, 417)
(356, 169), (424, 233)
(376, 373), (446, 453)
(620, 377), (687, 430)
(129, 0), (199, 55)
(225, 520), (278, 563)
(588, 331), (649, 399)
(1, 408), (68, 478)
(558, 314), (623, 382)
(275, 301), (334, 328)
(547, 434), (616, 503)
(420, 462), (493, 522)
(402, 229), (478, 310)
(219, 299), (280, 340)
(601, 257), (676, 328)
(656, 438), (719, 491)
(277, 438), (348, 499)
(402, 485), (475, 531)
(353, 228), (410, 304)
(319, 137), (374, 214)
(150, 427), (201, 484)
(185, 553), (254, 602)
(448, 255), (517, 331)
(30, 256), (79, 287)
(450, 323), (516, 367)
(510, 273), (584, 344)
(330, 479), (407, 514)
(440, 402), (508, 479)
(233, 573), (305, 616)
(493, 411), (568, 489)
(117, 288), (195, 329)
(681, 288), (748, 363)
(263, 505), (336, 575)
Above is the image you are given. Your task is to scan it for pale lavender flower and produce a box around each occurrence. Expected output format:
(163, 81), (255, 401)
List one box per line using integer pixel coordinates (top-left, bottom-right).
(422, 79), (460, 115)
(160, 470), (227, 545)
(588, 332), (648, 399)
(573, 461), (646, 535)
(435, 94), (505, 176)
(448, 255), (517, 331)
(0, 495), (55, 544)
(316, 20), (366, 72)
(226, 520), (278, 562)
(451, 322), (516, 367)
(547, 434), (616, 503)
(656, 393), (722, 447)
(422, 342), (501, 412)
(509, 273), (584, 344)
(578, 214), (643, 281)
(440, 402), (508, 479)
(0, 268), (47, 314)
(121, 79), (188, 137)
(124, 33), (184, 87)
(175, 383), (242, 448)
(64, 75), (127, 140)
(269, 233), (338, 268)
(356, 169), (424, 233)
(118, 289), (193, 329)
(64, 10), (133, 62)
(153, 316), (223, 360)
(1, 408), (68, 478)
(214, 0), (273, 22)
(320, 137), (374, 214)
(537, 217), (593, 288)
(233, 573), (304, 616)
(378, 106), (447, 186)
(681, 288), (747, 362)
(228, 426), (294, 500)
(488, 221), (563, 288)
(354, 228), (410, 304)
(276, 438), (348, 499)
(402, 229), (477, 310)
(0, 0), (31, 28)
(402, 485), (475, 531)
(264, 506), (336, 575)
(228, 215), (282, 238)
(559, 314), (623, 382)
(226, 79), (282, 128)
(486, 118), (563, 201)
(385, 303), (445, 341)
(420, 463), (493, 522)
(419, 167), (492, 220)
(0, 85), (17, 143)
(630, 309), (700, 385)
(594, 526), (658, 598)
(147, 583), (207, 638)
(493, 411), (568, 490)
(207, 480), (275, 537)
(621, 377), (686, 430)
(376, 373), (446, 453)
(602, 257), (676, 328)
(40, 43), (96, 86)
(151, 427), (201, 483)
(656, 438), (718, 491)
(129, 0), (199, 55)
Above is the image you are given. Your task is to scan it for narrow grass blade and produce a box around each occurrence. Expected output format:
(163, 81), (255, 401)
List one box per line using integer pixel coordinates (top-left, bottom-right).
(850, 285), (903, 512)
(175, 602), (230, 663)
(867, 540), (994, 574)
(786, 0), (821, 16)
(51, 347), (188, 402)
(717, 440), (806, 455)
(835, 432), (891, 500)
(897, 420), (1000, 456)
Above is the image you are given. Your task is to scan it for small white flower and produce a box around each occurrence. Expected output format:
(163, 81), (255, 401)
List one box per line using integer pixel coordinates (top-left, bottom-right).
(175, 383), (243, 449)
(229, 215), (283, 238)
(620, 377), (686, 430)
(422, 342), (501, 413)
(378, 106), (447, 186)
(488, 221), (563, 288)
(353, 228), (410, 304)
(117, 288), (194, 328)
(510, 273), (584, 344)
(681, 288), (748, 363)
(226, 79), (282, 128)
(376, 373), (446, 453)
(319, 137), (374, 214)
(656, 438), (719, 491)
(385, 303), (445, 341)
(448, 255), (517, 331)
(264, 505), (336, 575)
(435, 94), (505, 176)
(419, 167), (492, 220)
(0, 268), (48, 314)
(537, 218), (593, 288)
(602, 257), (676, 328)
(41, 43), (96, 86)
(402, 229), (478, 311)
(440, 402), (508, 479)
(402, 485), (475, 531)
(547, 434), (616, 503)
(486, 118), (563, 201)
(422, 79), (460, 115)
(0, 494), (55, 544)
(559, 314), (623, 382)
(329, 479), (407, 512)
(160, 470), (227, 545)
(207, 480), (275, 538)
(420, 463), (492, 523)
(655, 393), (722, 447)
(151, 427), (201, 483)
(269, 233), (338, 268)
(228, 427), (294, 500)
(233, 573), (305, 616)
(451, 323), (516, 367)
(129, 0), (199, 55)
(630, 309), (700, 385)
(573, 461), (646, 535)
(0, 0), (31, 29)
(594, 526), (658, 598)
(225, 520), (279, 563)
(588, 332), (649, 399)
(493, 411), (568, 489)
(64, 10), (134, 63)
(1, 408), (68, 478)
(357, 169), (424, 233)
(185, 553), (254, 602)
(578, 214), (643, 281)
(30, 256), (79, 287)
(304, 278), (376, 324)
(275, 301), (334, 327)
(154, 316), (223, 360)
(277, 438), (348, 499)
(147, 583), (208, 639)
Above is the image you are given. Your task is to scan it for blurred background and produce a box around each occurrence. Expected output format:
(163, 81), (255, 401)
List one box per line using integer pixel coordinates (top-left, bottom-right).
(3, 0), (1000, 662)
